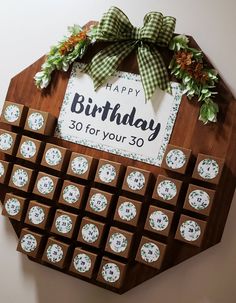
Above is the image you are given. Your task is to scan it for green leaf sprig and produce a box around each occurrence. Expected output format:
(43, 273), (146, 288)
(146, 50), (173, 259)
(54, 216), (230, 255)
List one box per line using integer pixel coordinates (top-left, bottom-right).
(34, 24), (97, 89)
(169, 35), (219, 124)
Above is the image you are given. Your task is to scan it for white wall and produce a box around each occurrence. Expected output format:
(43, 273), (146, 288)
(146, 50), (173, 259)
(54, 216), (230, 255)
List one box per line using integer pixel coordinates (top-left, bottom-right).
(0, 1), (236, 303)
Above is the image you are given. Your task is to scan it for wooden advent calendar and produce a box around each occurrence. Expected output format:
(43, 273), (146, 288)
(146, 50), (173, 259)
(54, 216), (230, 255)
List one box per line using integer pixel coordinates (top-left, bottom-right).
(0, 21), (236, 294)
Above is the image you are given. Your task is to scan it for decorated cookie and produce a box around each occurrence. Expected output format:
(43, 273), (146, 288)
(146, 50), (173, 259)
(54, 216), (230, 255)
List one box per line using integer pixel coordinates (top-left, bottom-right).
(78, 218), (105, 247)
(184, 184), (215, 216)
(27, 112), (44, 131)
(197, 159), (219, 180)
(179, 220), (201, 241)
(188, 189), (210, 210)
(4, 104), (20, 123)
(4, 197), (21, 217)
(145, 206), (174, 236)
(126, 171), (145, 191)
(109, 232), (128, 253)
(95, 159), (123, 186)
(55, 215), (73, 234)
(51, 210), (78, 238)
(46, 244), (64, 263)
(149, 211), (169, 231)
(0, 133), (13, 151)
(37, 176), (54, 194)
(136, 236), (166, 269)
(140, 242), (160, 263)
(12, 169), (29, 188)
(20, 140), (37, 159)
(105, 227), (133, 258)
(45, 148), (62, 166)
(28, 206), (45, 225)
(25, 201), (51, 229)
(157, 180), (177, 200)
(86, 188), (113, 217)
(162, 145), (191, 173)
(175, 215), (207, 247)
(165, 149), (186, 169)
(63, 185), (80, 204)
(17, 228), (44, 257)
(118, 202), (137, 222)
(89, 193), (108, 212)
(42, 238), (69, 268)
(123, 167), (150, 195)
(1, 102), (27, 127)
(2, 193), (26, 221)
(20, 234), (37, 253)
(73, 253), (92, 273)
(71, 156), (89, 175)
(98, 164), (116, 183)
(192, 154), (224, 184)
(102, 262), (120, 283)
(82, 223), (99, 243)
(70, 248), (97, 278)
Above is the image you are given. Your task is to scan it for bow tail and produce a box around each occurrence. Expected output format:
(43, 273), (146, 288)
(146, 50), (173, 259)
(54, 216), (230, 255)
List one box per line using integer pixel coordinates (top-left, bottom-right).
(137, 44), (170, 100)
(83, 41), (136, 90)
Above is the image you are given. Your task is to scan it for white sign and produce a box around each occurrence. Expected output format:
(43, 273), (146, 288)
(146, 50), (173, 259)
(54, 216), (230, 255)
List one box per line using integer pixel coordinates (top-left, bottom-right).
(56, 63), (182, 166)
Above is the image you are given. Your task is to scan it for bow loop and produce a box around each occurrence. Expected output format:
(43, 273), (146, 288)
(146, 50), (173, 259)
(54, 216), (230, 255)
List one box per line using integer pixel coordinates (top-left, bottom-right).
(96, 7), (134, 41)
(84, 7), (176, 100)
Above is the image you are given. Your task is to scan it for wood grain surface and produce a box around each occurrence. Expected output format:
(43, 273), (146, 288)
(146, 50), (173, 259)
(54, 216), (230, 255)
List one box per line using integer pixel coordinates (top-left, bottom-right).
(0, 27), (235, 293)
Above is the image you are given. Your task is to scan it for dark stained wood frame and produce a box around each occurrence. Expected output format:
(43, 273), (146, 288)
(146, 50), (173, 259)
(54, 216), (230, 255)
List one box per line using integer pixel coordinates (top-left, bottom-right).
(0, 22), (235, 293)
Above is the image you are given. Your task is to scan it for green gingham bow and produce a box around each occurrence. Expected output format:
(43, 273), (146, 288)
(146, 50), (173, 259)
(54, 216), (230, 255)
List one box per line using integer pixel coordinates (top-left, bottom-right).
(84, 7), (176, 100)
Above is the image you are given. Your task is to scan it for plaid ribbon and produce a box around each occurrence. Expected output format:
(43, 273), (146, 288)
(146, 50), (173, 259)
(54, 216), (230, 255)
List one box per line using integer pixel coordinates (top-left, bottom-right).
(84, 7), (176, 100)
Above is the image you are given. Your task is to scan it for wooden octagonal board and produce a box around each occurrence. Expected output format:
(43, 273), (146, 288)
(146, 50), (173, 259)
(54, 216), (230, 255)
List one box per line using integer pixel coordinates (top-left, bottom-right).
(0, 24), (236, 294)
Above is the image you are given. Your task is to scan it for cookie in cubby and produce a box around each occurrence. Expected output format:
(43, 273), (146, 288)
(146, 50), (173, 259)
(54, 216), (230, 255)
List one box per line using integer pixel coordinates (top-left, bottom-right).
(17, 228), (44, 258)
(2, 193), (27, 221)
(175, 214), (207, 247)
(152, 175), (182, 206)
(135, 236), (167, 269)
(69, 247), (98, 278)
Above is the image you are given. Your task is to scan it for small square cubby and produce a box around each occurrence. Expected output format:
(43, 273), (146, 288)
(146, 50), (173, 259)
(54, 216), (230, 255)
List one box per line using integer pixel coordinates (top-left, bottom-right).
(17, 228), (44, 258)
(85, 188), (114, 217)
(69, 247), (98, 279)
(97, 257), (127, 288)
(122, 166), (151, 195)
(105, 226), (134, 258)
(94, 159), (124, 187)
(161, 144), (192, 174)
(50, 209), (78, 239)
(113, 196), (142, 227)
(24, 108), (56, 136)
(67, 152), (97, 180)
(175, 214), (207, 247)
(58, 180), (85, 209)
(41, 143), (70, 171)
(9, 164), (35, 192)
(0, 101), (28, 127)
(183, 184), (215, 216)
(42, 237), (70, 269)
(135, 236), (167, 269)
(0, 160), (12, 184)
(33, 172), (60, 200)
(24, 200), (52, 229)
(144, 205), (174, 236)
(152, 175), (182, 206)
(0, 129), (19, 155)
(16, 135), (44, 163)
(192, 153), (224, 185)
(2, 193), (27, 221)
(77, 217), (105, 248)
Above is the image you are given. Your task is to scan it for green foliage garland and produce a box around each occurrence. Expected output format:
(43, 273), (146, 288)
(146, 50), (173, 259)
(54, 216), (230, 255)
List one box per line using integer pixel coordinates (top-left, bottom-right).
(169, 35), (219, 124)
